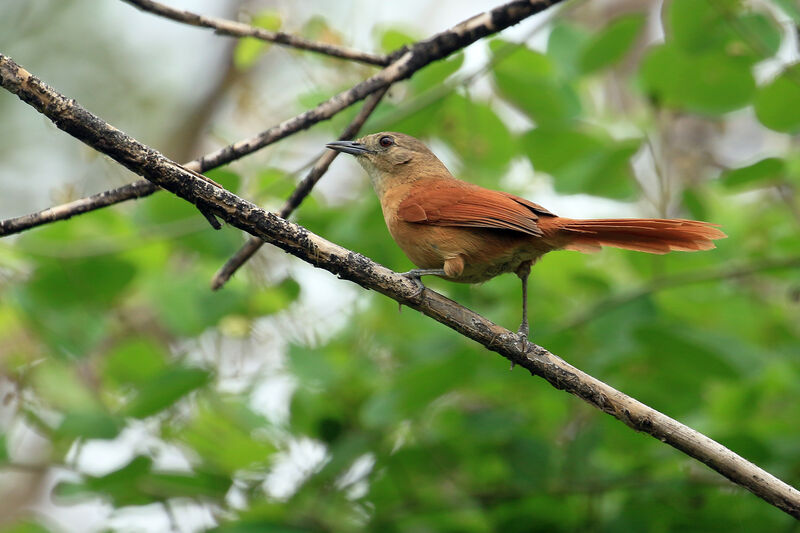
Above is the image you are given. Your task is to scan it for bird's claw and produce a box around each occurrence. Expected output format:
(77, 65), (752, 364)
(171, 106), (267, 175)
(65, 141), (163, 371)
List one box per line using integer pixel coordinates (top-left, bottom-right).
(510, 326), (531, 370)
(400, 271), (427, 296)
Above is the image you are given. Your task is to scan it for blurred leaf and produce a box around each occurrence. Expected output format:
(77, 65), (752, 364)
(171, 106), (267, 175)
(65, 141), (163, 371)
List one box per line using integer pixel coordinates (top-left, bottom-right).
(579, 14), (645, 73)
(57, 456), (154, 506)
(640, 43), (756, 114)
(31, 362), (98, 411)
(721, 157), (786, 188)
(301, 15), (343, 46)
(248, 278), (301, 316)
(738, 13), (782, 58)
(176, 400), (275, 474)
(211, 522), (312, 533)
(681, 187), (708, 220)
(146, 272), (297, 337)
(125, 366), (210, 418)
(380, 28), (417, 52)
(522, 127), (639, 199)
(0, 434), (7, 462)
(547, 21), (590, 79)
(57, 455), (230, 505)
(411, 53), (463, 91)
(754, 65), (800, 133)
(772, 0), (800, 22)
(20, 256), (135, 309)
(0, 522), (52, 533)
(55, 410), (121, 440)
(104, 337), (168, 387)
(206, 169), (241, 194)
(234, 12), (282, 69)
(490, 39), (580, 126)
(436, 93), (514, 178)
(669, 0), (780, 62)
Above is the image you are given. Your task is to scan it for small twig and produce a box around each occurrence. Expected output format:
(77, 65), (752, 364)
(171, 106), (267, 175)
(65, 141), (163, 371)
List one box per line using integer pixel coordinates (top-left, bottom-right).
(0, 180), (158, 236)
(556, 256), (800, 333)
(121, 0), (389, 66)
(210, 86), (389, 290)
(2, 52), (799, 519)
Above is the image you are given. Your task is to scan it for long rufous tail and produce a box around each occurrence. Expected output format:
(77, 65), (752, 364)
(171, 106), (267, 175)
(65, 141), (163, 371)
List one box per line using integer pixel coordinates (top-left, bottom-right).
(555, 218), (726, 254)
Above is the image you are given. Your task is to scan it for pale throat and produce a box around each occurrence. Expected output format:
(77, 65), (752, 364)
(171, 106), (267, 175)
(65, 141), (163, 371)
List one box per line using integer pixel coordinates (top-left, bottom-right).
(357, 159), (393, 198)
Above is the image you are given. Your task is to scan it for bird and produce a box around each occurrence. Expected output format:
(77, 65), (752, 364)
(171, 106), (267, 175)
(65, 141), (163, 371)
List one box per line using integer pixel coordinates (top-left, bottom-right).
(326, 132), (726, 338)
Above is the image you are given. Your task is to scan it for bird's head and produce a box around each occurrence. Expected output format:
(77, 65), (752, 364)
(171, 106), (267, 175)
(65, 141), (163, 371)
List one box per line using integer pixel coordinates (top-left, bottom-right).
(326, 132), (449, 196)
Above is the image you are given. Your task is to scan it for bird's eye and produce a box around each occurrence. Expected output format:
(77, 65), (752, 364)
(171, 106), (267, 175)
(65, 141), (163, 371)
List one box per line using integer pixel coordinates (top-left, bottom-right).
(379, 136), (394, 147)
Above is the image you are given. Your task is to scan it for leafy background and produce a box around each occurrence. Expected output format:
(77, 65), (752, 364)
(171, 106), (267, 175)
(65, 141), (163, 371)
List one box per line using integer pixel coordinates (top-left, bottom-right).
(1, 0), (799, 531)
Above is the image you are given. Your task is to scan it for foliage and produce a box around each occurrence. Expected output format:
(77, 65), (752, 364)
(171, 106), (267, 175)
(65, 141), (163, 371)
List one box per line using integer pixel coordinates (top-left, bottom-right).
(1, 1), (800, 531)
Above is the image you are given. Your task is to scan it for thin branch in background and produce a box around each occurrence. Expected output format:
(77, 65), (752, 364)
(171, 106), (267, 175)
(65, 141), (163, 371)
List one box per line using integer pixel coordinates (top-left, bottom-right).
(556, 255), (800, 333)
(2, 52), (799, 517)
(0, 180), (157, 236)
(121, 0), (390, 66)
(210, 86), (390, 290)
(0, 0), (566, 238)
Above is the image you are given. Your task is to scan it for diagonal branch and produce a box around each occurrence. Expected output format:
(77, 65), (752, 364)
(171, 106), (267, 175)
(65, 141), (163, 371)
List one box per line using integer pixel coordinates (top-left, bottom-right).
(2, 52), (800, 520)
(210, 85), (389, 290)
(121, 0), (390, 66)
(0, 0), (564, 238)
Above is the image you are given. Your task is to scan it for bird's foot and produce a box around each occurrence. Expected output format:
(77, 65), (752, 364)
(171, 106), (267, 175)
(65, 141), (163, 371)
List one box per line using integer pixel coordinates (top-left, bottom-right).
(510, 322), (531, 370)
(399, 268), (446, 296)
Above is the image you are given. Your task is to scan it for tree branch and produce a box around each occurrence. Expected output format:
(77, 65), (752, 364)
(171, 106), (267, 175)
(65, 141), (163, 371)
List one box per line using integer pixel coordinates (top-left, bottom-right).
(210, 85), (389, 290)
(0, 0), (564, 238)
(121, 0), (390, 66)
(2, 52), (799, 520)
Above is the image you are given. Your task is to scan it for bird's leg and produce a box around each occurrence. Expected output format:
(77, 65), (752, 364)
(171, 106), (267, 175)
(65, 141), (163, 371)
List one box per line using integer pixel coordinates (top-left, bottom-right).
(516, 261), (533, 339)
(399, 268), (446, 293)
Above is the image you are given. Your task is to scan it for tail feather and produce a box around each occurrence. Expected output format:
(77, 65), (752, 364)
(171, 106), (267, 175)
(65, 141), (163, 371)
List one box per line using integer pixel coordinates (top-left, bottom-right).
(557, 218), (726, 255)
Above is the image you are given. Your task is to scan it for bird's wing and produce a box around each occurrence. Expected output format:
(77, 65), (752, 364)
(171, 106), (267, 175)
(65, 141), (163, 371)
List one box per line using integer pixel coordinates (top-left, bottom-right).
(397, 179), (554, 237)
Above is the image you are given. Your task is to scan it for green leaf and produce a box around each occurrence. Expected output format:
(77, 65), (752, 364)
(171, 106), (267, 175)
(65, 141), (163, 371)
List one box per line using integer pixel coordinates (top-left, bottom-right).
(55, 411), (121, 440)
(669, 0), (781, 63)
(682, 187), (708, 220)
(435, 93), (514, 178)
(490, 39), (580, 126)
(670, 0), (737, 54)
(640, 43), (756, 114)
(721, 157), (786, 188)
(56, 456), (230, 505)
(142, 469), (231, 500)
(21, 256), (136, 310)
(772, 0), (800, 22)
(247, 278), (301, 316)
(521, 127), (639, 199)
(0, 434), (8, 462)
(754, 65), (800, 133)
(234, 12), (282, 69)
(738, 13), (782, 59)
(0, 522), (52, 533)
(104, 337), (168, 386)
(125, 366), (210, 418)
(579, 14), (645, 73)
(547, 21), (590, 79)
(175, 400), (275, 474)
(380, 28), (417, 53)
(57, 456), (154, 506)
(205, 169), (241, 193)
(411, 53), (463, 91)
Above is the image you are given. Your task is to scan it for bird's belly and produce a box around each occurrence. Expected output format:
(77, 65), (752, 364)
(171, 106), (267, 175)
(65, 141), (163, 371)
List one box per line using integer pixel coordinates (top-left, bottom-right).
(386, 221), (548, 283)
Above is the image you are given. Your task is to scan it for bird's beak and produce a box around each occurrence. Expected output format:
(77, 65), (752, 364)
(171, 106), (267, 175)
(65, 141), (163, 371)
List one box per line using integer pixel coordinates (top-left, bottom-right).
(325, 140), (373, 156)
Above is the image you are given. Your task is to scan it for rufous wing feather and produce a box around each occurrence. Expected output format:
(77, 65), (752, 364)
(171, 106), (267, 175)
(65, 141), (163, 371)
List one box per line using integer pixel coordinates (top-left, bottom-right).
(397, 179), (554, 237)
